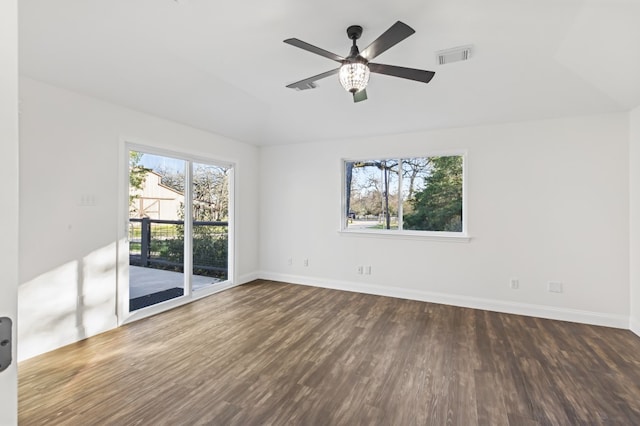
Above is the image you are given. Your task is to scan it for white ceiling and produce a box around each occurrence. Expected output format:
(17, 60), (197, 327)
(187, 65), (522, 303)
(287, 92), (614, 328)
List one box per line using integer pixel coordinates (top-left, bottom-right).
(18, 0), (640, 146)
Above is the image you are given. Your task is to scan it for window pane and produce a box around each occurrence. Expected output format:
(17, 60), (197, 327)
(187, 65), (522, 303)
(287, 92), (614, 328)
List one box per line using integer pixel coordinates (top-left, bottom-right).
(345, 159), (400, 230)
(402, 155), (463, 232)
(192, 162), (229, 288)
(128, 150), (186, 311)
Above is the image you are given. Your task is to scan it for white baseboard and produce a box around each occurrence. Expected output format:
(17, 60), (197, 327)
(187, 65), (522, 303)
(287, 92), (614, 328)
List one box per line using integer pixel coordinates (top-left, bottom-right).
(257, 271), (630, 329)
(236, 272), (261, 285)
(631, 316), (640, 337)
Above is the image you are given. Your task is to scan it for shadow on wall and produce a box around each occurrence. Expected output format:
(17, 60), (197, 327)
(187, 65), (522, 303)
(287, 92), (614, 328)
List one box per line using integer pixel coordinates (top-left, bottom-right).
(18, 242), (118, 361)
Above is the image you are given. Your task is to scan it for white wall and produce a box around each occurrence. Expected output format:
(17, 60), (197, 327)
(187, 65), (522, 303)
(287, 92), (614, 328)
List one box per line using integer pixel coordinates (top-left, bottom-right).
(260, 114), (630, 327)
(17, 73), (636, 364)
(0, 0), (19, 423)
(630, 105), (640, 336)
(18, 77), (260, 360)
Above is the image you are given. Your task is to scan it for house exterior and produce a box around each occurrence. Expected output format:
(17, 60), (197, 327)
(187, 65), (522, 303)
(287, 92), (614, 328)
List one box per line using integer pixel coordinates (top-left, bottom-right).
(130, 171), (184, 221)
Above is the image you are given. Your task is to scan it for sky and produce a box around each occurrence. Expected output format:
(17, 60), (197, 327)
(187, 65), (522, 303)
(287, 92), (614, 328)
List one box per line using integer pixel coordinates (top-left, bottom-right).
(136, 151), (186, 174)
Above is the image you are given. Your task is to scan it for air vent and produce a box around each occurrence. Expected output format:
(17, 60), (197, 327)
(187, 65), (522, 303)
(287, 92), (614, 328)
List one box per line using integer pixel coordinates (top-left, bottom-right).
(437, 45), (473, 65)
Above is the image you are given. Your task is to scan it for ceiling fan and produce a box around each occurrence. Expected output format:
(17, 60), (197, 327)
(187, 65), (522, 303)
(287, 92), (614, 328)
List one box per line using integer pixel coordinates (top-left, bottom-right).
(284, 21), (435, 103)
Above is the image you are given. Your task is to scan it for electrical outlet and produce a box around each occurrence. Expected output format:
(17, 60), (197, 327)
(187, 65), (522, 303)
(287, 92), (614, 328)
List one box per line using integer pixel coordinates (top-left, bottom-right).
(357, 266), (363, 274)
(303, 259), (309, 267)
(548, 281), (563, 293)
(364, 266), (372, 275)
(287, 258), (292, 266)
(510, 279), (519, 289)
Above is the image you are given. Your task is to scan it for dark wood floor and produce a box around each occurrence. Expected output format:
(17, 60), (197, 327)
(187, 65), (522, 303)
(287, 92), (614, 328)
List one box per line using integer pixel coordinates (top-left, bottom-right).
(19, 280), (640, 425)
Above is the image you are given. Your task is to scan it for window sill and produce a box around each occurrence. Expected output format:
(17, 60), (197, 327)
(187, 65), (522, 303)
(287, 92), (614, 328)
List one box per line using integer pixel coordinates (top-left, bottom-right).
(338, 229), (471, 242)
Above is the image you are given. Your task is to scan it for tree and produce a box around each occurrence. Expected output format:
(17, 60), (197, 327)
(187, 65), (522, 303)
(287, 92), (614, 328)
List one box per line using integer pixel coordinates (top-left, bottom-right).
(160, 164), (230, 279)
(191, 165), (229, 279)
(153, 164), (228, 221)
(402, 157), (430, 200)
(403, 156), (463, 232)
(155, 166), (184, 193)
(346, 160), (398, 229)
(192, 165), (229, 221)
(129, 151), (149, 215)
(350, 173), (383, 216)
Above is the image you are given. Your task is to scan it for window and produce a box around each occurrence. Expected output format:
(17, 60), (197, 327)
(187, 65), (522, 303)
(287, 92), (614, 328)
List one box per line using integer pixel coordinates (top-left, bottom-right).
(343, 154), (465, 235)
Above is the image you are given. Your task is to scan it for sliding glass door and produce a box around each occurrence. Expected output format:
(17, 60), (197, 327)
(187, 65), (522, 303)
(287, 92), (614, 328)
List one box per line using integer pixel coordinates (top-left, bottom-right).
(191, 162), (230, 290)
(127, 148), (231, 312)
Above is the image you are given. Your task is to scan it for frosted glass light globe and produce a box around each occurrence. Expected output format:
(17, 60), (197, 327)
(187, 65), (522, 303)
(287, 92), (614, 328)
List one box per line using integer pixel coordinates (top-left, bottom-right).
(339, 62), (370, 93)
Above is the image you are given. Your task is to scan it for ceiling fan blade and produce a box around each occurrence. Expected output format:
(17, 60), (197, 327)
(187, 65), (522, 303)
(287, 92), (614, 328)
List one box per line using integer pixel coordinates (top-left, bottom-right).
(360, 21), (415, 61)
(284, 38), (345, 63)
(286, 68), (340, 90)
(353, 89), (368, 103)
(369, 63), (435, 84)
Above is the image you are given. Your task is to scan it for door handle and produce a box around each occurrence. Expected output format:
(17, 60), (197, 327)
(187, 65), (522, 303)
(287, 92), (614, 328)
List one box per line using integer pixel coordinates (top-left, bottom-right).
(0, 317), (12, 372)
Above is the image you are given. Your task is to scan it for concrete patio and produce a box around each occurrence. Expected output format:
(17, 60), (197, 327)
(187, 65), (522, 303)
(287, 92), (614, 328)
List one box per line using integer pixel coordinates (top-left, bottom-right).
(129, 266), (222, 299)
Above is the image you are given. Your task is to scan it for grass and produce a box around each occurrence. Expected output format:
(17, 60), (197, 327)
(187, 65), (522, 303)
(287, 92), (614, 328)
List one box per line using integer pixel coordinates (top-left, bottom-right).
(367, 223), (399, 230)
(128, 223), (181, 239)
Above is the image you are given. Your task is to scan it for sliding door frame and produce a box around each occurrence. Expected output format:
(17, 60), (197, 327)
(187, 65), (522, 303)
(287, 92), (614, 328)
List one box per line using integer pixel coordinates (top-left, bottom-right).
(117, 139), (236, 325)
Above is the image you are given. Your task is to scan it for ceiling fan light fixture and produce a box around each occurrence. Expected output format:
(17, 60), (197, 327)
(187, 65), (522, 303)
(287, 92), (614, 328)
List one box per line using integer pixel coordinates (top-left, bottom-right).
(339, 62), (370, 93)
(285, 21), (435, 102)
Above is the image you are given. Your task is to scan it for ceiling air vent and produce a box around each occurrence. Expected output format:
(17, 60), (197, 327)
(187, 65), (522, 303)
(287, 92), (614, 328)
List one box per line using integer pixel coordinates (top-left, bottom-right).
(437, 45), (473, 65)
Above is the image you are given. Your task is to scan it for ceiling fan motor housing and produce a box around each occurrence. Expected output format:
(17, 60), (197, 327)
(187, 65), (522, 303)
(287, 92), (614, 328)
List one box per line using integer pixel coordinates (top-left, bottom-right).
(346, 25), (363, 41)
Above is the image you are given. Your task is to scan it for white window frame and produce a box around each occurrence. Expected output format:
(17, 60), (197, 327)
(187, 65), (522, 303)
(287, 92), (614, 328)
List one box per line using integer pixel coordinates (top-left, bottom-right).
(339, 151), (470, 242)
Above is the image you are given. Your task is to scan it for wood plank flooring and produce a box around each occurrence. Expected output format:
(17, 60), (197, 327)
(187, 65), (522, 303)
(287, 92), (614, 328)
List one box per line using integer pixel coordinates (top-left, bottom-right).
(19, 280), (640, 425)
